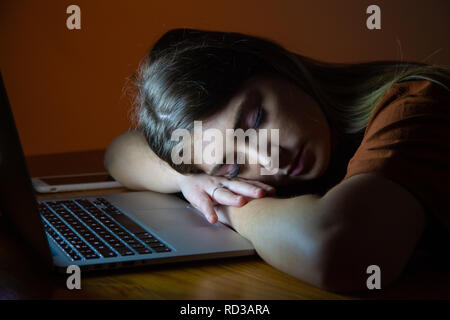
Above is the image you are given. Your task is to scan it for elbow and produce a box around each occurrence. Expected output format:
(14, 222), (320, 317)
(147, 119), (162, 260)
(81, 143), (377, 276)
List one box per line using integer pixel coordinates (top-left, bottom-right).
(103, 137), (128, 187)
(104, 133), (126, 177)
(308, 247), (368, 293)
(299, 233), (401, 294)
(104, 141), (114, 174)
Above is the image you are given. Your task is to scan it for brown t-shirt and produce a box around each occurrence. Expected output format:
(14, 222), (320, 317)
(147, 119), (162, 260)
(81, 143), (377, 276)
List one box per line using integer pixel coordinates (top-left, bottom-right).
(343, 79), (450, 234)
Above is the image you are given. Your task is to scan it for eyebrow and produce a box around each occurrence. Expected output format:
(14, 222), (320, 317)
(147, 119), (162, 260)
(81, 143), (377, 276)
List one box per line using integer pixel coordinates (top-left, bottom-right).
(208, 94), (249, 176)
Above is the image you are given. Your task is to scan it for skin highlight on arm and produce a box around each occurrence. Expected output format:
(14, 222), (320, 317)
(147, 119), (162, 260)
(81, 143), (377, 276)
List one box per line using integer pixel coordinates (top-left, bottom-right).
(215, 193), (330, 289)
(215, 172), (426, 292)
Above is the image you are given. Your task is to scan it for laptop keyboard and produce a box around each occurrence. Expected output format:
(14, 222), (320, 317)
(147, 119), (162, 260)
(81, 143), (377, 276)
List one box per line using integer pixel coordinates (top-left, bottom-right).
(38, 197), (171, 261)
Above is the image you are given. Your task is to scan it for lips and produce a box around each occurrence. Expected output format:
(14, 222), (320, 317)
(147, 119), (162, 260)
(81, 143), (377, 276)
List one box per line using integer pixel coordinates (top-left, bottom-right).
(287, 145), (314, 176)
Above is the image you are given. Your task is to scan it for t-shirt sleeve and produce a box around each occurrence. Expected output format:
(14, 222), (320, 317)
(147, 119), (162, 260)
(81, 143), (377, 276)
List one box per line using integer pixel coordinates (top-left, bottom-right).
(343, 80), (450, 231)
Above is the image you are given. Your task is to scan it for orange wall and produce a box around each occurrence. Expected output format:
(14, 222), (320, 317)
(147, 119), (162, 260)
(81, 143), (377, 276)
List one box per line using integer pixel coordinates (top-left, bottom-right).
(1, 0), (449, 156)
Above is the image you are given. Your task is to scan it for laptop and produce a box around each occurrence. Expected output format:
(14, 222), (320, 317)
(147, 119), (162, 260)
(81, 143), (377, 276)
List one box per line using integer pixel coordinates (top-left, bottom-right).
(0, 72), (254, 273)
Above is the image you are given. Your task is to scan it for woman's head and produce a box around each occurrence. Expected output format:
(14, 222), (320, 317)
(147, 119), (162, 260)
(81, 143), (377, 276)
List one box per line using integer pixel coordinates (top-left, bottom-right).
(132, 28), (450, 187)
(193, 71), (335, 186)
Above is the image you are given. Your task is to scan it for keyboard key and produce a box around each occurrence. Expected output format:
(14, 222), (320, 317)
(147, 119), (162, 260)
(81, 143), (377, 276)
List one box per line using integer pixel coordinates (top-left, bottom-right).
(40, 199), (173, 258)
(144, 238), (160, 244)
(117, 250), (135, 256)
(85, 253), (99, 259)
(136, 247), (152, 254)
(135, 232), (153, 239)
(153, 246), (171, 253)
(148, 242), (165, 248)
(43, 221), (83, 261)
(99, 250), (117, 258)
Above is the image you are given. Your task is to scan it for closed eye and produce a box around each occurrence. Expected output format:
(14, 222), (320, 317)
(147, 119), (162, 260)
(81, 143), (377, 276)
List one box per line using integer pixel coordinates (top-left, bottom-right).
(253, 106), (263, 129)
(229, 165), (241, 178)
(228, 106), (262, 178)
(214, 104), (263, 178)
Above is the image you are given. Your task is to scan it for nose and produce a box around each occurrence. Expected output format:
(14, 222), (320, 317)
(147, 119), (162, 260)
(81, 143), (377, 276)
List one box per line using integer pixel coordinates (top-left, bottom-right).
(278, 146), (295, 173)
(235, 141), (271, 167)
(234, 139), (288, 174)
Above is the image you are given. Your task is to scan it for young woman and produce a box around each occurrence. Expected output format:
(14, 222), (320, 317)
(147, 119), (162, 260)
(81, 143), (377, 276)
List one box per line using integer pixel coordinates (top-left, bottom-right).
(105, 28), (450, 292)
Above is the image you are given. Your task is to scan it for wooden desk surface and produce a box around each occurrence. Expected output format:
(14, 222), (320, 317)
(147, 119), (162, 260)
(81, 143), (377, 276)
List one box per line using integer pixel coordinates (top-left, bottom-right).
(1, 150), (449, 299)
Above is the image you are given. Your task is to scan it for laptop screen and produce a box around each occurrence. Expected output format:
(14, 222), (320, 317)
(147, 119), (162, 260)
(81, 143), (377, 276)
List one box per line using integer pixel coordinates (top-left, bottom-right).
(0, 72), (53, 268)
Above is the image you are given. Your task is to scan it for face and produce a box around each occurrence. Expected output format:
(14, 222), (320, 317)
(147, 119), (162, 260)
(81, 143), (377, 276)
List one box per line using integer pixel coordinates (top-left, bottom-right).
(195, 72), (337, 187)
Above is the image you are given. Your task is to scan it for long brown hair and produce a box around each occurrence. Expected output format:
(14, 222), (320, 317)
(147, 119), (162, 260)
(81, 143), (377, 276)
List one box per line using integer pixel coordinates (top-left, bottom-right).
(130, 28), (450, 173)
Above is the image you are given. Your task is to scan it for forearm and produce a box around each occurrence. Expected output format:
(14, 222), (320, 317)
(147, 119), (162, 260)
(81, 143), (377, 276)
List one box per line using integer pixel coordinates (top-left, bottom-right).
(217, 194), (329, 286)
(104, 129), (184, 193)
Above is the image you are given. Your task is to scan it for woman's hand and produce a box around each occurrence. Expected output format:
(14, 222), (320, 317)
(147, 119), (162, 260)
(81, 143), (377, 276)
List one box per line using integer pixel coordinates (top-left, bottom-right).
(176, 174), (275, 224)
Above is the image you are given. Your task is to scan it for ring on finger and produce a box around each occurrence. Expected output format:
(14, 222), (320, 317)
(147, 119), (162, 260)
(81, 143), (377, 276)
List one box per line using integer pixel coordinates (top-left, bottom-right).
(211, 183), (226, 201)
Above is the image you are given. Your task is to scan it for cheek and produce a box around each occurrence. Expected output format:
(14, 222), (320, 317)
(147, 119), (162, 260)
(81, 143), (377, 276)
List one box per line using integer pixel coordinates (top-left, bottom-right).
(270, 105), (301, 134)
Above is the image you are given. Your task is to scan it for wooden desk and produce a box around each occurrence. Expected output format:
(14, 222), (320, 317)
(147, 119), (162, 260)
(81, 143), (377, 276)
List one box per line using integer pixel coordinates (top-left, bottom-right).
(1, 150), (449, 299)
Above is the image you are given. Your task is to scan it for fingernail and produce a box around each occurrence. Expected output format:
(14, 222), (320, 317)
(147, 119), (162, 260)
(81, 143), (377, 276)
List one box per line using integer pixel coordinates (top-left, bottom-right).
(236, 196), (246, 204)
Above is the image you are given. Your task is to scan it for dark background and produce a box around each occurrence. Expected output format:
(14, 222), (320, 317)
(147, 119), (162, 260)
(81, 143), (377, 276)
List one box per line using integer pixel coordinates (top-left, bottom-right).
(1, 0), (449, 156)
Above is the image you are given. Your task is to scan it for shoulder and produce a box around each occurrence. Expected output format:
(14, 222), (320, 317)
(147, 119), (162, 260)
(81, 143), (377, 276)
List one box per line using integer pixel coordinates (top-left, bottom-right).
(391, 78), (450, 99)
(345, 79), (450, 174)
(345, 78), (450, 181)
(366, 79), (450, 136)
(343, 78), (450, 229)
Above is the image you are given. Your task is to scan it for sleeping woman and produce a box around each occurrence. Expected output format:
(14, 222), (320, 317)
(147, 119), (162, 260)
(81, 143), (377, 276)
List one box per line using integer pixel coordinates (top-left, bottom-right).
(105, 28), (450, 292)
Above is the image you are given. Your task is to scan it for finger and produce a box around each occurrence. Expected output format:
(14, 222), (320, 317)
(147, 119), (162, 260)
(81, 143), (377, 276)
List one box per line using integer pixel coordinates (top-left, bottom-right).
(193, 192), (218, 224)
(220, 179), (266, 198)
(211, 187), (247, 207)
(236, 178), (276, 195)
